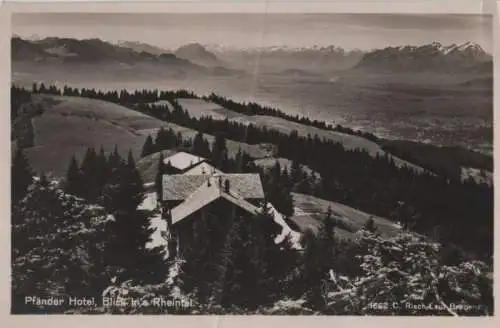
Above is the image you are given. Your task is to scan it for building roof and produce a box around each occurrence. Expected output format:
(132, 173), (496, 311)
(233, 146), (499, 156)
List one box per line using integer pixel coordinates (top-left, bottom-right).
(162, 173), (265, 201)
(164, 152), (206, 171)
(183, 162), (222, 176)
(171, 181), (261, 225)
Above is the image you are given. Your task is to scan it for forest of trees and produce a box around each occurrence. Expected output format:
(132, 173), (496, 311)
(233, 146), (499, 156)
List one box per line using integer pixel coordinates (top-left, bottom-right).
(11, 145), (168, 313)
(15, 83), (494, 258)
(25, 83), (491, 258)
(10, 83), (494, 315)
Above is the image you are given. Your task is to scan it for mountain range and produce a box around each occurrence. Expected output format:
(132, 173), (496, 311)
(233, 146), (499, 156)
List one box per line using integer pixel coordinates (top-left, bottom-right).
(12, 37), (189, 65)
(174, 43), (224, 67)
(11, 37), (245, 78)
(11, 37), (493, 77)
(354, 41), (492, 73)
(116, 40), (167, 56)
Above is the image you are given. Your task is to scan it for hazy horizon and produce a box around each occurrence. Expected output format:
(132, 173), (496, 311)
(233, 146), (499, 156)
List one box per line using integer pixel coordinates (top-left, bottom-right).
(12, 13), (494, 53)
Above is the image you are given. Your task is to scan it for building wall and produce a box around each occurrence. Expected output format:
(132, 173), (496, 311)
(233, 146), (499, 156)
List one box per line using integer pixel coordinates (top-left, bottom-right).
(173, 198), (255, 256)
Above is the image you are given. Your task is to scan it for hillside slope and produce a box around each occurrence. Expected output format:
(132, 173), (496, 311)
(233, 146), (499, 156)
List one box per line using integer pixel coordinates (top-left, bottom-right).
(176, 98), (244, 119)
(175, 97), (426, 173)
(227, 114), (425, 173)
(253, 157), (321, 179)
(16, 95), (277, 177)
(290, 192), (401, 240)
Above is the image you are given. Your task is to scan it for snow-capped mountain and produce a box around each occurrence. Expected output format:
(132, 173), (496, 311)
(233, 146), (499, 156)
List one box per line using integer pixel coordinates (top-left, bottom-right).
(207, 44), (365, 73)
(117, 40), (167, 55)
(355, 41), (492, 73)
(207, 44), (363, 56)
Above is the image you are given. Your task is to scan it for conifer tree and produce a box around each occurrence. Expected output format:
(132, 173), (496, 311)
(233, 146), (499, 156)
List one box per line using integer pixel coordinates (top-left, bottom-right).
(178, 212), (212, 303)
(155, 152), (165, 200)
(209, 207), (285, 310)
(141, 135), (155, 158)
(11, 179), (114, 313)
(317, 206), (336, 270)
(120, 150), (144, 212)
(65, 154), (82, 197)
(290, 160), (302, 184)
(11, 148), (34, 204)
(39, 172), (50, 187)
(102, 149), (166, 283)
(363, 216), (378, 234)
(191, 132), (211, 158)
(211, 134), (228, 170)
(80, 147), (100, 202)
(97, 145), (108, 191)
(154, 127), (174, 151)
(211, 214), (240, 307)
(300, 206), (337, 309)
(176, 132), (183, 147)
(278, 234), (301, 298)
(300, 230), (326, 309)
(108, 144), (121, 173)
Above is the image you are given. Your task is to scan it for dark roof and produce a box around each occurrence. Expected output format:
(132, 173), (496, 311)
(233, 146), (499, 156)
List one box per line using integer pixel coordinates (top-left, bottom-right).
(162, 173), (265, 201)
(171, 182), (261, 224)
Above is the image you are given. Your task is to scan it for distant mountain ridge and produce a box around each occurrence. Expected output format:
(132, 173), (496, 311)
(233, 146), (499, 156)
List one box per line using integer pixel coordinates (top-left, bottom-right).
(12, 37), (492, 78)
(355, 41), (492, 73)
(174, 43), (223, 67)
(11, 37), (245, 78)
(209, 44), (365, 73)
(116, 40), (168, 56)
(12, 37), (189, 64)
(206, 44), (364, 55)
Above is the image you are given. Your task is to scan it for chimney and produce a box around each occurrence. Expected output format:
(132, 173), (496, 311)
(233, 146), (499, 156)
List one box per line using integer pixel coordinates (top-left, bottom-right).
(224, 179), (230, 193)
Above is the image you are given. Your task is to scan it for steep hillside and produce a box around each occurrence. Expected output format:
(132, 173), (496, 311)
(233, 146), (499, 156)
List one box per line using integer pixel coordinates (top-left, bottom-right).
(254, 157), (321, 179)
(15, 95), (277, 178)
(176, 98), (244, 119)
(290, 192), (401, 239)
(379, 139), (493, 180)
(173, 95), (427, 173)
(227, 114), (426, 173)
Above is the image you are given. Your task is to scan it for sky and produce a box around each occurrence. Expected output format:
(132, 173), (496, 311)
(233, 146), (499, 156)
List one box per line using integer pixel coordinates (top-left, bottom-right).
(12, 13), (494, 53)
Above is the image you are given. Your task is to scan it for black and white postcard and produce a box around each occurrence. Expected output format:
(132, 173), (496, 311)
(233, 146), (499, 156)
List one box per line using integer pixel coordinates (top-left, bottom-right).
(3, 0), (497, 324)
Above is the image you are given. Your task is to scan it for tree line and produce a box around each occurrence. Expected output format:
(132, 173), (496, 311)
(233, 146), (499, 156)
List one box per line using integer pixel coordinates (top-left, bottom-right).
(25, 83), (378, 141)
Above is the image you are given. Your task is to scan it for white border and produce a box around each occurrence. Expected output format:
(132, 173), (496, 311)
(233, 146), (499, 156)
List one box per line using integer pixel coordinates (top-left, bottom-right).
(1, 1), (498, 327)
